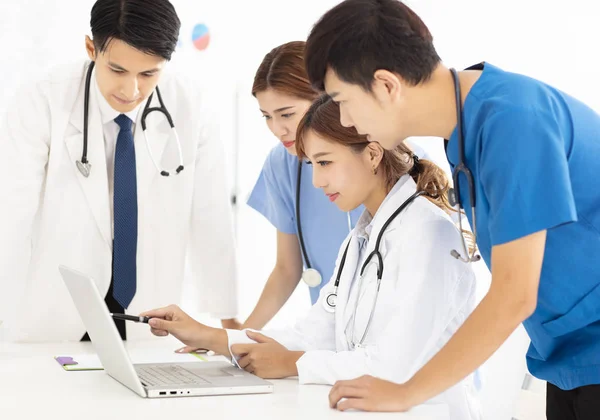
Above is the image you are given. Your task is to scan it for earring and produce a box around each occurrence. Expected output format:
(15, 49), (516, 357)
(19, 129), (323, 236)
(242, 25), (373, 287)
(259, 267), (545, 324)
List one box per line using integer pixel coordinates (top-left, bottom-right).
(372, 167), (378, 175)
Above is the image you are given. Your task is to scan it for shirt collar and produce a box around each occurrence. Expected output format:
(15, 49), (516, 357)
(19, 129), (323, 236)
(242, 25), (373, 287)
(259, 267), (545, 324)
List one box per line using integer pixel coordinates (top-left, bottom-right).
(354, 211), (374, 241)
(94, 69), (141, 125)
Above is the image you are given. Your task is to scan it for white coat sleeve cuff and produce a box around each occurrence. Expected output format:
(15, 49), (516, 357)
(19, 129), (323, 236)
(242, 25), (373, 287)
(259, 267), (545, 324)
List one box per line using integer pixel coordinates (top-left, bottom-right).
(295, 350), (337, 385)
(225, 329), (257, 368)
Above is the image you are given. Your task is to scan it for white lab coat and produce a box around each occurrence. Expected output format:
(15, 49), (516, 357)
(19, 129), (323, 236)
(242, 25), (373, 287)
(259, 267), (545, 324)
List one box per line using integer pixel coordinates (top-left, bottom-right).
(227, 175), (481, 420)
(0, 60), (238, 342)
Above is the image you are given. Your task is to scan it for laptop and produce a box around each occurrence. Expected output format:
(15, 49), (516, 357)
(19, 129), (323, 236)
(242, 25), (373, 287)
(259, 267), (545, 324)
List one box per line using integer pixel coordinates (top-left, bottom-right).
(58, 265), (274, 398)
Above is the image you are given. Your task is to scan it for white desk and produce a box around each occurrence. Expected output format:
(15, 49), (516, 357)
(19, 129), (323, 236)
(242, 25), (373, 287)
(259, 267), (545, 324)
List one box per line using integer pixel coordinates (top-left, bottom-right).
(0, 338), (449, 420)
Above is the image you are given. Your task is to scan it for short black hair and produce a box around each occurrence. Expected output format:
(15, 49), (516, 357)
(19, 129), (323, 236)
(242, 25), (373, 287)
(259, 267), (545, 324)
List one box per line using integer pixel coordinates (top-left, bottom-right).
(305, 0), (441, 92)
(90, 0), (181, 61)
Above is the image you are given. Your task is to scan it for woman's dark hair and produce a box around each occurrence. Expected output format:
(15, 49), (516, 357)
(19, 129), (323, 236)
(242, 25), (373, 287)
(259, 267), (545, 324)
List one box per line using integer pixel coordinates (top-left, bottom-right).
(252, 41), (319, 101)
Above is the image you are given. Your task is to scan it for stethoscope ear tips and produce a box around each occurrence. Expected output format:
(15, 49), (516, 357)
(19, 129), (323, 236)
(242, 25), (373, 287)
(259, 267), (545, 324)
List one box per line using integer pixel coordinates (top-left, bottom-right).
(159, 166), (184, 177)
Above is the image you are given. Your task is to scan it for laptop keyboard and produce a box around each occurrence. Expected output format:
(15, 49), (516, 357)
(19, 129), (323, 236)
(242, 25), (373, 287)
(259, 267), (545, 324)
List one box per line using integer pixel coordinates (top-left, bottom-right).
(136, 365), (209, 386)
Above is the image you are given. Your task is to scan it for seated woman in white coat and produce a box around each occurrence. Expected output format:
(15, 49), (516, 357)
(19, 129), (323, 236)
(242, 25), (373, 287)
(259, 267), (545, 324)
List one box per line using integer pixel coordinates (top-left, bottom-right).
(141, 95), (481, 419)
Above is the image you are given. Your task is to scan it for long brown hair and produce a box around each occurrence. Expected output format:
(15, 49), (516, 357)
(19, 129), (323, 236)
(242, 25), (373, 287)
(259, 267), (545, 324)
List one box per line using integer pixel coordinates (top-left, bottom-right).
(296, 95), (452, 211)
(252, 41), (319, 101)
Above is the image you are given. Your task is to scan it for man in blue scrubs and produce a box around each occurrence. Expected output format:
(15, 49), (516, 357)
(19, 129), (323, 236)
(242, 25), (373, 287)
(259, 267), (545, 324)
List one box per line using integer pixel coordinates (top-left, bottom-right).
(304, 1), (600, 418)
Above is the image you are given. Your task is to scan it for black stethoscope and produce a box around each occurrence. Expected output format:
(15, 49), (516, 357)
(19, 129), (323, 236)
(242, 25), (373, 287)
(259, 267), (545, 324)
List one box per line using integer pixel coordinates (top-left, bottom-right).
(447, 67), (480, 263)
(295, 162), (352, 288)
(323, 190), (426, 313)
(76, 61), (184, 178)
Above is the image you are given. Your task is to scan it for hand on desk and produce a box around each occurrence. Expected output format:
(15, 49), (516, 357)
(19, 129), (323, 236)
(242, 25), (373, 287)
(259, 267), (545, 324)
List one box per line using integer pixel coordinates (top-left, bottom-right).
(231, 331), (304, 379)
(175, 345), (208, 354)
(328, 375), (416, 412)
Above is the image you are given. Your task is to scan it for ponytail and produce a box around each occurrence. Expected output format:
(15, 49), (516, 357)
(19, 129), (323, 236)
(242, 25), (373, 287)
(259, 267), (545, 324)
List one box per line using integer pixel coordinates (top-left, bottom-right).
(408, 154), (452, 210)
(408, 153), (476, 253)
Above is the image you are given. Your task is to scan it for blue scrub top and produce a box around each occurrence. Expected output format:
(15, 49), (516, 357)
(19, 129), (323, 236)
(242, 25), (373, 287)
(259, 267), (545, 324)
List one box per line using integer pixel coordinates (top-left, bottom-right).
(248, 144), (364, 304)
(446, 62), (600, 390)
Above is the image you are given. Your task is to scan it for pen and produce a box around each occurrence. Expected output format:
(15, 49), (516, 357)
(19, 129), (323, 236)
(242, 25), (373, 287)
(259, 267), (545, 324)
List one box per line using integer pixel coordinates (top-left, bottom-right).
(110, 313), (152, 323)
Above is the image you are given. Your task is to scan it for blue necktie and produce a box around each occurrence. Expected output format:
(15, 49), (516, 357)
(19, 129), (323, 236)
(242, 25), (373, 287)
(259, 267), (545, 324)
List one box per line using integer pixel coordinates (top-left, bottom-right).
(113, 114), (138, 309)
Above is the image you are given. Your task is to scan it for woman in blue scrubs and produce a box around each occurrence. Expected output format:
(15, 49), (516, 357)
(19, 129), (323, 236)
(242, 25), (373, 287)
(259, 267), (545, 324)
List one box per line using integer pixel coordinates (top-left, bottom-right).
(242, 41), (363, 328)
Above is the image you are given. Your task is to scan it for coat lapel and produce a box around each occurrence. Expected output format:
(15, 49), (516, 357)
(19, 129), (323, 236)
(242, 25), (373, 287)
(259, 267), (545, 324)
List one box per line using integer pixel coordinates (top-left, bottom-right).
(335, 176), (419, 350)
(63, 64), (112, 248)
(335, 236), (361, 350)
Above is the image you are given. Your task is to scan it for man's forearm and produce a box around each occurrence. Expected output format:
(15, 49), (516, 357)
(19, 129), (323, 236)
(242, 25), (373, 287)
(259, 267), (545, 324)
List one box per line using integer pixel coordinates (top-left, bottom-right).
(404, 289), (532, 406)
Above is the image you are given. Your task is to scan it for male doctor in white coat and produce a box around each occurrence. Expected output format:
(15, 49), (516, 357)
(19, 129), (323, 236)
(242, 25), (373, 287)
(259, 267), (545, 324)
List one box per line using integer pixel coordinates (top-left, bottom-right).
(0, 0), (240, 342)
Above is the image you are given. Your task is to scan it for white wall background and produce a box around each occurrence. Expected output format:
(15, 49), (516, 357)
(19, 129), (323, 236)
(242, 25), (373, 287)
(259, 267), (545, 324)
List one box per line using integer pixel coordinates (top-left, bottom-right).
(1, 1), (598, 419)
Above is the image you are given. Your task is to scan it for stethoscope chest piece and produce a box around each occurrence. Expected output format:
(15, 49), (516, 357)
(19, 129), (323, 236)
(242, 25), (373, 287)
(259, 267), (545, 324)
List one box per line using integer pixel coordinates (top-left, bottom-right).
(323, 290), (337, 313)
(302, 268), (322, 287)
(76, 160), (91, 178)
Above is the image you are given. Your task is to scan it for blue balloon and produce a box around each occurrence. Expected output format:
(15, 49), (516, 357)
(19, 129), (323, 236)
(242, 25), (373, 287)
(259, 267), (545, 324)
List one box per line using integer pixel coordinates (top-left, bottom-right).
(192, 24), (209, 41)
